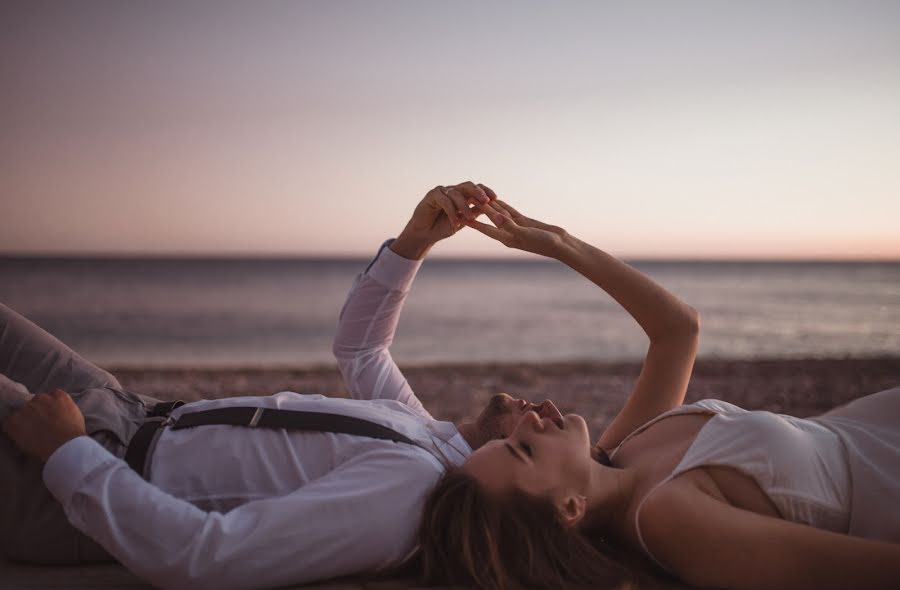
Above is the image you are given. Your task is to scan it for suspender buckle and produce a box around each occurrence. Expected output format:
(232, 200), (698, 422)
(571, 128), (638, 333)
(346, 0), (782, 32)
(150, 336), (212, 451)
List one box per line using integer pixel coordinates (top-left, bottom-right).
(248, 407), (264, 427)
(147, 400), (185, 418)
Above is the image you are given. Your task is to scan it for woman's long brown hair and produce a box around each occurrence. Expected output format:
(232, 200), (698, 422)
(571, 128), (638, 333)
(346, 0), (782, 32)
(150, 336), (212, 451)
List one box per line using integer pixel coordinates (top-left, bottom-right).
(417, 468), (634, 590)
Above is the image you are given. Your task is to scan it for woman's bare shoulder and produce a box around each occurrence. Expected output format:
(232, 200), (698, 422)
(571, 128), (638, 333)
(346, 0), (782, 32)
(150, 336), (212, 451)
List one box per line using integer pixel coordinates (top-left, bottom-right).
(636, 475), (900, 590)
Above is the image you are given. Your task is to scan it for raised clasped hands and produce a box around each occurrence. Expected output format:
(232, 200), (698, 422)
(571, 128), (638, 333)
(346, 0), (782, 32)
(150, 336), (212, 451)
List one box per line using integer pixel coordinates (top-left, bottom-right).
(402, 181), (497, 245)
(464, 196), (569, 259)
(396, 181), (568, 261)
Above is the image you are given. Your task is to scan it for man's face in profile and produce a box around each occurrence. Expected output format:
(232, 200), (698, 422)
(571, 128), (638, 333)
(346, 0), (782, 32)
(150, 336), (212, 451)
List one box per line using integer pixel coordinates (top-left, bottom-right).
(474, 392), (561, 443)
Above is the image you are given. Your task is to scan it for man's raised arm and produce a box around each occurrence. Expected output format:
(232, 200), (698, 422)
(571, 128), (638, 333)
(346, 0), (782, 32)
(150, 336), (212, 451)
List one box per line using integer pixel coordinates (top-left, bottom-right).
(331, 236), (431, 414)
(331, 182), (494, 414)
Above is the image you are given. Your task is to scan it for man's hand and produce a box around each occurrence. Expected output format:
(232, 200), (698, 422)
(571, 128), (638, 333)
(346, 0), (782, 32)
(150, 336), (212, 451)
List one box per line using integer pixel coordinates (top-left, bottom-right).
(1, 389), (87, 462)
(391, 181), (497, 259)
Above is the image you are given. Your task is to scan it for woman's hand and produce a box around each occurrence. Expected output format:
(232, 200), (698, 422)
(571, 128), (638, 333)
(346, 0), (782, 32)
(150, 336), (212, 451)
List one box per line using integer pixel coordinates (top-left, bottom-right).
(465, 198), (569, 259)
(392, 182), (496, 260)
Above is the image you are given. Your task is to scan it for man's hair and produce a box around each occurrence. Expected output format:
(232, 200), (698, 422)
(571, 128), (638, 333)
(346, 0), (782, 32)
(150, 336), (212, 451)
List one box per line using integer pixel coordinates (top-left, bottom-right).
(417, 468), (633, 590)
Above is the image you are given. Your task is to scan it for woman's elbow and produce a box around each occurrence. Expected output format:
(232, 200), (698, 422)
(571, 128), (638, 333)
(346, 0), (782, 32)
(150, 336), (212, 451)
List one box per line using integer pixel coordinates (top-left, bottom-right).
(685, 306), (701, 335)
(649, 306), (700, 343)
(665, 305), (700, 339)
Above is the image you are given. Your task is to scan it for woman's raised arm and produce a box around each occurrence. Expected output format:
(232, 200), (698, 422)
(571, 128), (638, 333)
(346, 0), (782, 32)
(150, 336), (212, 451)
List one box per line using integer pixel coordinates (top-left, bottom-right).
(465, 198), (699, 449)
(555, 230), (700, 450)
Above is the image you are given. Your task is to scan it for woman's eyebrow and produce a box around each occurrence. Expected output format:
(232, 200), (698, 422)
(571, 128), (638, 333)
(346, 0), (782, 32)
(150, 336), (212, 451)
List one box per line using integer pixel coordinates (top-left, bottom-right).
(504, 442), (526, 464)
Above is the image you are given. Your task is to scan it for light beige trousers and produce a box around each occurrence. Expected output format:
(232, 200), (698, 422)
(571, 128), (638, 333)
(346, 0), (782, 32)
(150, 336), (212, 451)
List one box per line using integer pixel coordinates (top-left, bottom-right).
(0, 303), (161, 564)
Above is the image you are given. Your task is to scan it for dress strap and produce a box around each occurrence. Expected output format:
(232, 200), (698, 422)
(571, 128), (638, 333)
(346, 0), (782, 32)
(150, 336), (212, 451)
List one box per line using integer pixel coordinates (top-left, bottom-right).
(609, 399), (728, 461)
(633, 477), (677, 576)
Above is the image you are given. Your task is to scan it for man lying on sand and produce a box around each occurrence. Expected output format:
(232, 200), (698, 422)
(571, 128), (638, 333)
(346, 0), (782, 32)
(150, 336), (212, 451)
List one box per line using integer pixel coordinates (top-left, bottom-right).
(1, 181), (555, 590)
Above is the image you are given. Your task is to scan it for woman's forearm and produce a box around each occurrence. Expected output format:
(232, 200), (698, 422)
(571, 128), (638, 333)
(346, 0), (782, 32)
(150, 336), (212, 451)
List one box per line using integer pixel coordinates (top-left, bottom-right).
(553, 232), (699, 341)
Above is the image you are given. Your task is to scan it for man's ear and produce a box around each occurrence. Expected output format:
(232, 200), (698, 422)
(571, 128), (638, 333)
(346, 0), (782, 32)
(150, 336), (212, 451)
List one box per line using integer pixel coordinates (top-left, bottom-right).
(557, 493), (587, 528)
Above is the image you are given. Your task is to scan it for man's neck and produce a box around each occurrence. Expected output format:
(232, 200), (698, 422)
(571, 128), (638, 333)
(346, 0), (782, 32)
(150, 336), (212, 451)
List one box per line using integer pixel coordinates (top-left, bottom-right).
(456, 421), (482, 450)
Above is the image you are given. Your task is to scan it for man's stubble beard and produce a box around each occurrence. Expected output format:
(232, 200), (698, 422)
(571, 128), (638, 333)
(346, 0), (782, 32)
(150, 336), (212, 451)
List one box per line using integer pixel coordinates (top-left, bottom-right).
(476, 394), (511, 442)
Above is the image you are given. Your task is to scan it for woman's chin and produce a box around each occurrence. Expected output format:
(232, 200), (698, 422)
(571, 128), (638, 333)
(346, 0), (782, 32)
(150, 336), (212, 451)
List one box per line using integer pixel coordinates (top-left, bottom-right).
(565, 414), (591, 442)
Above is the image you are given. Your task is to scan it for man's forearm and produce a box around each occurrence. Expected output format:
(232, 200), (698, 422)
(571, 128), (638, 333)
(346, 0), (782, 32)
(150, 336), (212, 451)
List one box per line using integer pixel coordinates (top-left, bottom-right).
(389, 229), (434, 260)
(333, 236), (424, 358)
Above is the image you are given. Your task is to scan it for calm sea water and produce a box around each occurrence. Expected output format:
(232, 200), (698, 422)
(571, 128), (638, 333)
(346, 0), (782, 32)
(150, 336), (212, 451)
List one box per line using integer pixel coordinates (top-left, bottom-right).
(0, 257), (898, 367)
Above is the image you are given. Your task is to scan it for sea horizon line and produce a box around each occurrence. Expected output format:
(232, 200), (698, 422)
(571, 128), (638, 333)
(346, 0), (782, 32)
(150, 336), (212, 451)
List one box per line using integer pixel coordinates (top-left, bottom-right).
(2, 253), (899, 264)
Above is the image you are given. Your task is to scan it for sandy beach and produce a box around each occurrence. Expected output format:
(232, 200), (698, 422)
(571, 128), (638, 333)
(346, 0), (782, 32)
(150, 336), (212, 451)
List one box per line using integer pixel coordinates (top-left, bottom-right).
(4, 356), (899, 590)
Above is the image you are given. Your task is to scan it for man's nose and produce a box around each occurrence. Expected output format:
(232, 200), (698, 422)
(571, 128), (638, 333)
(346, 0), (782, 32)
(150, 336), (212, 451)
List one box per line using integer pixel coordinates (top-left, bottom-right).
(513, 409), (543, 433)
(515, 398), (536, 413)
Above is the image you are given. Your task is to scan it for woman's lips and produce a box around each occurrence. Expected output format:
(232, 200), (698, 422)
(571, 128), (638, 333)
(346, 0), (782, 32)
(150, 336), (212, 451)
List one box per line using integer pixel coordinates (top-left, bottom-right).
(543, 400), (565, 429)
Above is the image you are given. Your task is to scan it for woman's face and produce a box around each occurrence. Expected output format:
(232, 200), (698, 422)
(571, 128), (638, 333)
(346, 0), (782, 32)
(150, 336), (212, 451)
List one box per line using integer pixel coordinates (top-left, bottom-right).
(463, 402), (594, 498)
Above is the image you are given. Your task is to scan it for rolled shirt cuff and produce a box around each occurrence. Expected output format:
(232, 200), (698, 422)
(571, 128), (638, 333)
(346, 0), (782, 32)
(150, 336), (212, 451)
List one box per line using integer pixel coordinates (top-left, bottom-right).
(43, 435), (119, 505)
(364, 238), (424, 292)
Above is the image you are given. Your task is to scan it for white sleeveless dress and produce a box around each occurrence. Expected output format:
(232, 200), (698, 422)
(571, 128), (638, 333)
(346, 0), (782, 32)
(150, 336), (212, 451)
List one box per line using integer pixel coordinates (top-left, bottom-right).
(608, 386), (900, 572)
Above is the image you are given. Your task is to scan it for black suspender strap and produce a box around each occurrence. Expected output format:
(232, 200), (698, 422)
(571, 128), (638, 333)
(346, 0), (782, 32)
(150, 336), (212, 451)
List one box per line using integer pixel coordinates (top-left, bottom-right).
(125, 402), (418, 479)
(170, 407), (418, 445)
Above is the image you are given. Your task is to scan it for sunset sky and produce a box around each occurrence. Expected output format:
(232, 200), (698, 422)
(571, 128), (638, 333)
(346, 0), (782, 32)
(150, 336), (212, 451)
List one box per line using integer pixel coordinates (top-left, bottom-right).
(2, 1), (899, 259)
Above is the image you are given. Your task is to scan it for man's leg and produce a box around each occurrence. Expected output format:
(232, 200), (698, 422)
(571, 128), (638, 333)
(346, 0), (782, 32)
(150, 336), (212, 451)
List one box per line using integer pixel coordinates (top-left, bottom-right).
(0, 302), (122, 395)
(0, 431), (117, 564)
(0, 374), (30, 422)
(0, 303), (151, 564)
(0, 300), (150, 462)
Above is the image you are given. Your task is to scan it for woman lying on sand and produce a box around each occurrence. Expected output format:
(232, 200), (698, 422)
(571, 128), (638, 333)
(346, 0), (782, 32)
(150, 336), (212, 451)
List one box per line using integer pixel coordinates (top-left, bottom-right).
(418, 197), (900, 590)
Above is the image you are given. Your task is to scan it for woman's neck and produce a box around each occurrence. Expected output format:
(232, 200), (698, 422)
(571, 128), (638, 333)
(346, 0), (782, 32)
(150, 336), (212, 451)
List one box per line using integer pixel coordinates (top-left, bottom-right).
(580, 463), (639, 534)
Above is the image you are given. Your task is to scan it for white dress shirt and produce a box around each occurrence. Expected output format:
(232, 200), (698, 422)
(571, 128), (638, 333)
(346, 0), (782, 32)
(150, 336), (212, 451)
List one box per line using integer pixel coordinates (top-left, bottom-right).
(41, 239), (472, 590)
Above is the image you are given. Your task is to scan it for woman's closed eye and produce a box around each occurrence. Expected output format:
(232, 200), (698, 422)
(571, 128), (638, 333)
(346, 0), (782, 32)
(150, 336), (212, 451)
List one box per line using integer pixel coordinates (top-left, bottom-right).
(520, 441), (533, 458)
